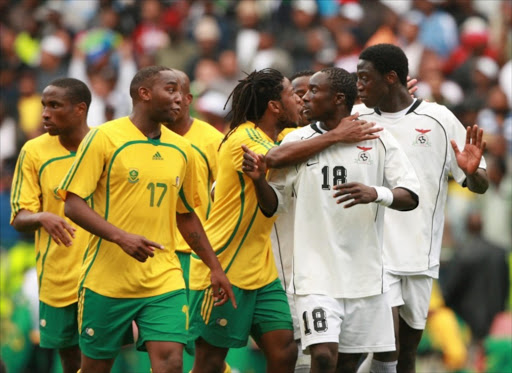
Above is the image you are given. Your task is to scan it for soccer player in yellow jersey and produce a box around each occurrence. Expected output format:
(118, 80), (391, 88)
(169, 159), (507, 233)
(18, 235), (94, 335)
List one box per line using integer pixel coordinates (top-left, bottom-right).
(10, 78), (91, 373)
(58, 66), (235, 373)
(188, 68), (302, 373)
(163, 70), (223, 297)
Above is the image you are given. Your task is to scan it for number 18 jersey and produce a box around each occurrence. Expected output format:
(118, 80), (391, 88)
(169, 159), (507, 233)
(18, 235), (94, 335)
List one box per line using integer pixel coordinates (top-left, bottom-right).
(269, 123), (420, 299)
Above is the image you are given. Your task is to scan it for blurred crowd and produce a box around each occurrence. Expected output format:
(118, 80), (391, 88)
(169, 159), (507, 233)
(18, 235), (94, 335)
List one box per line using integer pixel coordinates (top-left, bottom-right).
(0, 0), (511, 372)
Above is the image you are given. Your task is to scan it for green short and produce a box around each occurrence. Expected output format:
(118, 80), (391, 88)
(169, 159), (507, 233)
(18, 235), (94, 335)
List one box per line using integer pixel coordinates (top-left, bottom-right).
(176, 251), (190, 300)
(39, 301), (79, 349)
(188, 278), (293, 348)
(79, 287), (188, 360)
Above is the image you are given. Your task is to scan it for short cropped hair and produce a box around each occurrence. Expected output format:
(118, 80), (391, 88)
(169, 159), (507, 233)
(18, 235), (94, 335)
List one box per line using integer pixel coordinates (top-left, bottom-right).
(129, 66), (172, 99)
(359, 44), (409, 86)
(320, 67), (357, 112)
(49, 77), (92, 112)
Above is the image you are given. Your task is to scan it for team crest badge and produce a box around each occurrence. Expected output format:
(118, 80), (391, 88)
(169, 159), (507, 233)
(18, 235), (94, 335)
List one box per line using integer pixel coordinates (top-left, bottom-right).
(413, 129), (431, 147)
(355, 146), (373, 165)
(128, 168), (139, 183)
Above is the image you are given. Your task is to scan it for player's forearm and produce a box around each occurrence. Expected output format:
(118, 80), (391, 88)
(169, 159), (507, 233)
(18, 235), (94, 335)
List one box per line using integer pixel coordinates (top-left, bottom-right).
(252, 177), (278, 217)
(465, 168), (489, 194)
(176, 212), (223, 272)
(389, 187), (419, 211)
(265, 136), (336, 169)
(11, 210), (43, 232)
(64, 192), (124, 243)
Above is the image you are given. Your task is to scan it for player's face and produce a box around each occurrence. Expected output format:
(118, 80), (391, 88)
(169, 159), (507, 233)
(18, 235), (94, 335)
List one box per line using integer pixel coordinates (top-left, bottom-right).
(276, 78), (303, 129)
(292, 75), (312, 126)
(356, 59), (388, 109)
(302, 71), (335, 123)
(41, 85), (80, 136)
(148, 70), (183, 124)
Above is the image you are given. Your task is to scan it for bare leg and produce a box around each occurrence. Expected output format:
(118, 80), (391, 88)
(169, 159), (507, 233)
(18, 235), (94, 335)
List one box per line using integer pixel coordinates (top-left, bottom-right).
(397, 316), (423, 373)
(309, 342), (338, 373)
(337, 352), (363, 373)
(146, 341), (183, 373)
(58, 345), (81, 373)
(80, 354), (115, 373)
(258, 329), (297, 373)
(192, 337), (229, 373)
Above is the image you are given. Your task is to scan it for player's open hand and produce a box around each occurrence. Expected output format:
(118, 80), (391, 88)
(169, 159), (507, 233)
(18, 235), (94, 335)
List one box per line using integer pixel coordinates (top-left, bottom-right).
(40, 212), (76, 247)
(241, 145), (267, 181)
(332, 182), (378, 208)
(210, 269), (237, 308)
(116, 233), (164, 262)
(450, 124), (486, 176)
(331, 113), (382, 143)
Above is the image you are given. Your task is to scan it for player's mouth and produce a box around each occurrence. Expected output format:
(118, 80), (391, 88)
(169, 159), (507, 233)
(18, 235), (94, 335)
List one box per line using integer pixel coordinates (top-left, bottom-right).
(43, 122), (55, 130)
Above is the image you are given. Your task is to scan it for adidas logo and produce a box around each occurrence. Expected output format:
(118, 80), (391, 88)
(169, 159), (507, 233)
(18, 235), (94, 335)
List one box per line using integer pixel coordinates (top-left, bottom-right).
(152, 151), (163, 160)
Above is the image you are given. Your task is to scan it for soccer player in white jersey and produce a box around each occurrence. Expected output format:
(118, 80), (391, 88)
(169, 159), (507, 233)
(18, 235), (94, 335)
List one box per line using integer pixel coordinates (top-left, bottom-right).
(262, 45), (488, 373)
(355, 44), (488, 373)
(242, 67), (421, 373)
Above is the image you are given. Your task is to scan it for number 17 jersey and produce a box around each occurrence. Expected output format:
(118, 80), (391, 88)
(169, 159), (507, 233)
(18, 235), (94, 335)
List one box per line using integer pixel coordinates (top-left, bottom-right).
(58, 117), (201, 299)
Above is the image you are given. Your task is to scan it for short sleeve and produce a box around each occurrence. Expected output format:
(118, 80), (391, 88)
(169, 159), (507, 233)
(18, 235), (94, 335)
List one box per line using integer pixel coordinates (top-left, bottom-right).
(268, 165), (296, 215)
(10, 146), (41, 222)
(58, 128), (106, 200)
(177, 144), (201, 214)
(232, 129), (275, 172)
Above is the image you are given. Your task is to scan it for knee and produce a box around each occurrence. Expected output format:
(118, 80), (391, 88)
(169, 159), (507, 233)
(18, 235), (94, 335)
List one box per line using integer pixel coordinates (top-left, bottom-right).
(271, 338), (298, 367)
(310, 345), (337, 371)
(153, 350), (182, 373)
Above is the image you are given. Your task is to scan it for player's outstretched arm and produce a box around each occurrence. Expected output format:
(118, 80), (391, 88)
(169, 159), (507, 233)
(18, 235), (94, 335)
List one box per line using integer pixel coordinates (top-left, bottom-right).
(64, 192), (163, 262)
(176, 212), (236, 309)
(265, 114), (381, 169)
(12, 209), (76, 247)
(450, 124), (488, 194)
(332, 183), (418, 211)
(241, 145), (278, 217)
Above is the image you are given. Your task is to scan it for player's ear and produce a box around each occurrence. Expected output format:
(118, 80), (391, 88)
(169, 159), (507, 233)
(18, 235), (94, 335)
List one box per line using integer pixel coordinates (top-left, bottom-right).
(138, 86), (151, 102)
(335, 92), (345, 106)
(386, 71), (399, 85)
(75, 102), (87, 116)
(268, 100), (281, 115)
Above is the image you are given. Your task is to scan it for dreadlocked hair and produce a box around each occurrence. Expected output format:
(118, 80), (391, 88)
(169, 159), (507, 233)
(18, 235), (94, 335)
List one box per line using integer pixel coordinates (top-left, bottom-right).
(220, 68), (285, 148)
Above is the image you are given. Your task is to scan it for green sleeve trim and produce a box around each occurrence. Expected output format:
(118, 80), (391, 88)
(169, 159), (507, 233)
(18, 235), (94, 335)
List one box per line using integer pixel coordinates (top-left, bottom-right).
(60, 129), (99, 191)
(179, 187), (194, 212)
(38, 153), (76, 180)
(38, 235), (53, 290)
(11, 150), (27, 216)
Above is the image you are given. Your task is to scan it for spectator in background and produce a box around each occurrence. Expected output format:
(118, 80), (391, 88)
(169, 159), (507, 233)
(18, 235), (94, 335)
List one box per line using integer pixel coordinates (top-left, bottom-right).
(185, 16), (222, 81)
(251, 29), (293, 78)
(397, 10), (426, 78)
(17, 70), (43, 140)
(235, 0), (262, 73)
(414, 0), (459, 58)
(132, 0), (169, 57)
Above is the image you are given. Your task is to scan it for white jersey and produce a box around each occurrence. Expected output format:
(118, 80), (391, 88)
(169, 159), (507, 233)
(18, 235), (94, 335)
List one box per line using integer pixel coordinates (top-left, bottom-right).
(269, 123), (420, 299)
(353, 100), (487, 277)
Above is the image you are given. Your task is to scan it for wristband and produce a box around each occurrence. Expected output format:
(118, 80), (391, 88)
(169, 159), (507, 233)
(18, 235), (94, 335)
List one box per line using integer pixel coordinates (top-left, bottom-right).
(372, 186), (393, 207)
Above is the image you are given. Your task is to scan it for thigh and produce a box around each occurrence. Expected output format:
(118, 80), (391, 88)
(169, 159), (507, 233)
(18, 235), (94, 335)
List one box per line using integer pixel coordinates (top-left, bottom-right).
(399, 276), (433, 330)
(39, 301), (79, 349)
(136, 289), (189, 351)
(78, 288), (135, 360)
(338, 293), (395, 354)
(189, 286), (255, 349)
(295, 294), (343, 350)
(251, 279), (294, 342)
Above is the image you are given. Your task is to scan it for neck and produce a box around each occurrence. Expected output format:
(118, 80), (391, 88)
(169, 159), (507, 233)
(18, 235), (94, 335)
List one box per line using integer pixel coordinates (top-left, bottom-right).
(323, 108), (350, 131)
(377, 86), (414, 113)
(130, 110), (161, 139)
(165, 115), (193, 136)
(58, 124), (89, 152)
(255, 119), (280, 142)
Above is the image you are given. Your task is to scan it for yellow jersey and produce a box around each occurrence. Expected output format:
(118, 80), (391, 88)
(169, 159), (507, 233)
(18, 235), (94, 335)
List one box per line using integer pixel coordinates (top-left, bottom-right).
(10, 134), (90, 307)
(189, 121), (279, 290)
(58, 117), (200, 298)
(175, 118), (223, 253)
